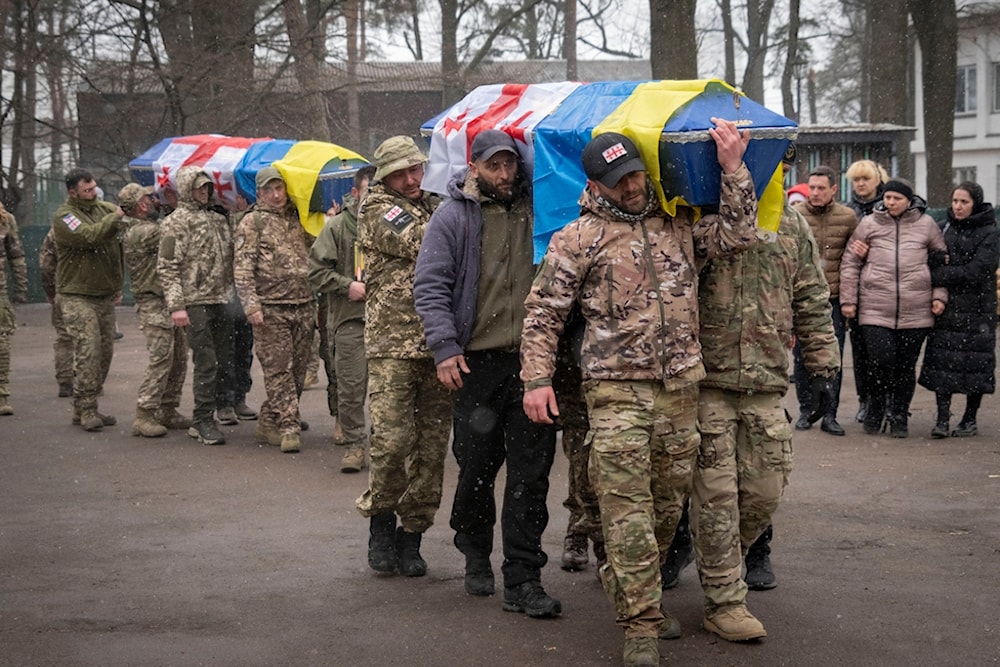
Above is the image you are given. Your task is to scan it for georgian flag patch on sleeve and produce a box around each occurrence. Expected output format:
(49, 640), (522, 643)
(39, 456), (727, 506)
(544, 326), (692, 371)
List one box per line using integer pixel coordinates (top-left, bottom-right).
(62, 213), (83, 231)
(383, 205), (414, 233)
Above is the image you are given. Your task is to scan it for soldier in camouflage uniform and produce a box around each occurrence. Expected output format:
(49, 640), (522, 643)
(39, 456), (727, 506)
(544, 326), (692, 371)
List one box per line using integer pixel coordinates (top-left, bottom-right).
(355, 136), (451, 578)
(51, 168), (124, 431)
(120, 183), (191, 437)
(39, 230), (75, 397)
(0, 200), (28, 415)
(520, 124), (757, 666)
(158, 166), (234, 446)
(309, 165), (376, 471)
(692, 202), (839, 642)
(233, 167), (314, 454)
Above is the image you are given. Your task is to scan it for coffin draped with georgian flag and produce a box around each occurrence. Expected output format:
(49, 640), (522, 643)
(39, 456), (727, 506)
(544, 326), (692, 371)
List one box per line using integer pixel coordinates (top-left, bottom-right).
(419, 79), (797, 259)
(128, 135), (369, 236)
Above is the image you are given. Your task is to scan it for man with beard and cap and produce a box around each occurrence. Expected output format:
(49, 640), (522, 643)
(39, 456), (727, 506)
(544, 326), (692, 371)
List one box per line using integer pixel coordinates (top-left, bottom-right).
(158, 166), (235, 446)
(233, 167), (314, 454)
(355, 136), (451, 579)
(520, 122), (758, 665)
(120, 182), (191, 437)
(415, 129), (560, 616)
(51, 168), (123, 431)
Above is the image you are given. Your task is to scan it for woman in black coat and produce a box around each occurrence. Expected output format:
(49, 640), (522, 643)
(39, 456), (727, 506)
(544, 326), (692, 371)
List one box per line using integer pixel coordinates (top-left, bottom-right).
(919, 181), (1000, 437)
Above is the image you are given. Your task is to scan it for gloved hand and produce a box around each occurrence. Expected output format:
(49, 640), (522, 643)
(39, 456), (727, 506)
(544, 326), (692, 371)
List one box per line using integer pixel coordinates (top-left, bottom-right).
(808, 376), (834, 424)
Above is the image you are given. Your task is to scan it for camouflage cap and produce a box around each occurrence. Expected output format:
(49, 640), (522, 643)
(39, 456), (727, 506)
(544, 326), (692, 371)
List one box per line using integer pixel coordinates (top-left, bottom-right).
(255, 165), (284, 189)
(117, 182), (154, 211)
(373, 135), (426, 182)
(193, 172), (213, 189)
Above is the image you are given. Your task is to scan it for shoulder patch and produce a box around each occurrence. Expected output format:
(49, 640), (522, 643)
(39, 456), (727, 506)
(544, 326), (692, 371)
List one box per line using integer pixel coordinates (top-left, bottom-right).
(383, 205), (414, 233)
(62, 213), (83, 231)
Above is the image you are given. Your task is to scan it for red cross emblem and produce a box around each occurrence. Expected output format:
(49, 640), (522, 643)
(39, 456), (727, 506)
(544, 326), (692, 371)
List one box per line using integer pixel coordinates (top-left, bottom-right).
(444, 109), (469, 136)
(156, 166), (172, 189)
(602, 143), (627, 163)
(212, 171), (233, 198)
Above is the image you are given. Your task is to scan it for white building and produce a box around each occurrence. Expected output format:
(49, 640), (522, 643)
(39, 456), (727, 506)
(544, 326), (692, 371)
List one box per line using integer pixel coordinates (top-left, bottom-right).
(912, 6), (1000, 206)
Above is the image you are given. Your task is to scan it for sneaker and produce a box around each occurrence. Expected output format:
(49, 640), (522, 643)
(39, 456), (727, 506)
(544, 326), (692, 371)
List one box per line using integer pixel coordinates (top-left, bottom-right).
(623, 637), (658, 666)
(234, 402), (258, 420)
(280, 433), (301, 453)
(464, 557), (495, 596)
(254, 423), (282, 446)
(703, 604), (767, 642)
(502, 581), (561, 618)
(340, 446), (366, 472)
(216, 406), (238, 425)
(931, 420), (950, 439)
(744, 553), (776, 590)
(952, 420), (977, 437)
(661, 541), (694, 589)
(188, 421), (225, 445)
(560, 533), (589, 571)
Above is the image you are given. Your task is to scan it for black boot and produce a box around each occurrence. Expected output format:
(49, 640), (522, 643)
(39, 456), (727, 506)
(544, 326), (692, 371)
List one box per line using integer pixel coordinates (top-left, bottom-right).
(395, 527), (427, 577)
(889, 412), (909, 439)
(367, 512), (397, 573)
(932, 393), (950, 439)
(661, 502), (693, 590)
(744, 525), (776, 590)
(953, 395), (981, 437)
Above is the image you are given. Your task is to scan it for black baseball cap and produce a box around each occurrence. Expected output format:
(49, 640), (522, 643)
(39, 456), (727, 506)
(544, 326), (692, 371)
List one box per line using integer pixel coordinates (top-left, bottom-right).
(470, 129), (518, 162)
(582, 132), (646, 188)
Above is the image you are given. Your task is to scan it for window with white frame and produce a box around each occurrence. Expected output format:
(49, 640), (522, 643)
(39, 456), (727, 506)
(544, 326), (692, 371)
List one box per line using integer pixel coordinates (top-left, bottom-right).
(954, 166), (977, 184)
(956, 64), (977, 114)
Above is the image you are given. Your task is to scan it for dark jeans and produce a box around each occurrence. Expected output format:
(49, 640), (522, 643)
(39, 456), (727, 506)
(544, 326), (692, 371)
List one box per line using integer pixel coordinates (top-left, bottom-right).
(186, 303), (233, 424)
(450, 350), (557, 588)
(794, 298), (845, 417)
(862, 325), (929, 424)
(848, 316), (870, 404)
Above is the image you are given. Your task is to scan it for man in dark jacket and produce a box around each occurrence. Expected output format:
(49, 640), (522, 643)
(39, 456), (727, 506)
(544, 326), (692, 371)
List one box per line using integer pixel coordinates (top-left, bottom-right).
(414, 130), (560, 618)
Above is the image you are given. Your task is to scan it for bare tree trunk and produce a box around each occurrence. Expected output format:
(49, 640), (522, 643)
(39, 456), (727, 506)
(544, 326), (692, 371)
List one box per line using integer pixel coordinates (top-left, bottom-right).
(440, 0), (462, 106)
(869, 0), (910, 176)
(909, 0), (957, 205)
(345, 0), (361, 148)
(649, 0), (698, 79)
(720, 0), (736, 85)
(282, 0), (332, 139)
(742, 0), (775, 101)
(781, 0), (801, 120)
(564, 0), (577, 79)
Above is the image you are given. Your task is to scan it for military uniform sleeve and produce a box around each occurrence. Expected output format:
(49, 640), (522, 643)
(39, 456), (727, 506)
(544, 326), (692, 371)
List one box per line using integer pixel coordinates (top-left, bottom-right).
(789, 209), (840, 379)
(360, 195), (424, 261)
(4, 213), (28, 300)
(520, 223), (586, 388)
(308, 219), (352, 296)
(692, 162), (759, 260)
(50, 203), (120, 248)
(39, 232), (58, 300)
(157, 218), (186, 313)
(233, 215), (262, 316)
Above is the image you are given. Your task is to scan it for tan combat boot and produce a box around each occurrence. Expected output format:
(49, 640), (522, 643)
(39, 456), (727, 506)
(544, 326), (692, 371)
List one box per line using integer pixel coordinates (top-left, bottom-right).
(703, 603), (767, 641)
(254, 423), (282, 446)
(132, 408), (168, 438)
(340, 445), (366, 472)
(0, 397), (13, 416)
(156, 406), (192, 430)
(280, 432), (301, 453)
(73, 407), (116, 427)
(622, 637), (658, 667)
(79, 409), (105, 432)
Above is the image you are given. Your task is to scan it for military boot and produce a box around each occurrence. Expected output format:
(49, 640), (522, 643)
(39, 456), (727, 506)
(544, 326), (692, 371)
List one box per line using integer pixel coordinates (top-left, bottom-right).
(395, 527), (427, 577)
(560, 532), (589, 571)
(132, 408), (168, 438)
(622, 637), (658, 667)
(744, 525), (776, 591)
(368, 512), (397, 574)
(156, 406), (192, 430)
(333, 418), (345, 445)
(280, 432), (301, 453)
(73, 407), (116, 428)
(0, 397), (13, 416)
(254, 422), (282, 446)
(464, 555), (495, 596)
(703, 604), (767, 642)
(79, 409), (106, 432)
(340, 446), (366, 472)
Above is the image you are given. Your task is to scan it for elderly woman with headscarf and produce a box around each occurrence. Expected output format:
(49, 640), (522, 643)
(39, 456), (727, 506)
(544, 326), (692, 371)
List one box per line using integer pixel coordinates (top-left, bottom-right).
(918, 182), (1000, 438)
(840, 179), (948, 438)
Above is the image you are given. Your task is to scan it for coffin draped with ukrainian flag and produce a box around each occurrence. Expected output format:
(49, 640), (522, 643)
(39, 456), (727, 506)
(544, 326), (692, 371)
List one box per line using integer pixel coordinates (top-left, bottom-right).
(419, 79), (797, 259)
(128, 135), (369, 236)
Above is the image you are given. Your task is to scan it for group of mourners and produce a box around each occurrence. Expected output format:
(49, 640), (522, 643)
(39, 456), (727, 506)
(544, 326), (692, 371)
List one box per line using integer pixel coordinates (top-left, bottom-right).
(0, 123), (995, 667)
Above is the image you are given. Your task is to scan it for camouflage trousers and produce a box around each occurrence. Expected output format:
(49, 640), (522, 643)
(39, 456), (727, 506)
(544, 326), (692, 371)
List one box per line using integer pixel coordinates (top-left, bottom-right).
(585, 379), (700, 639)
(58, 294), (115, 412)
(331, 319), (367, 447)
(552, 347), (600, 540)
(50, 299), (74, 389)
(0, 295), (13, 397)
(254, 302), (313, 435)
(355, 357), (451, 533)
(691, 387), (792, 614)
(134, 295), (188, 412)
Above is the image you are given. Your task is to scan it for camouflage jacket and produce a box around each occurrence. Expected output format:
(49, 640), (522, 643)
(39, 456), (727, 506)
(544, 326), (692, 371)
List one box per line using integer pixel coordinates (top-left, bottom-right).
(359, 181), (440, 359)
(124, 217), (165, 296)
(0, 203), (27, 301)
(699, 205), (840, 394)
(234, 204), (313, 315)
(309, 192), (365, 332)
(39, 230), (58, 300)
(51, 195), (122, 298)
(520, 164), (758, 387)
(158, 166), (234, 312)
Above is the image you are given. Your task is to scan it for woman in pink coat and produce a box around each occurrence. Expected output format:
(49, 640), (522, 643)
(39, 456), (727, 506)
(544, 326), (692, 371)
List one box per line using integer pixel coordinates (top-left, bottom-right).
(840, 179), (948, 438)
